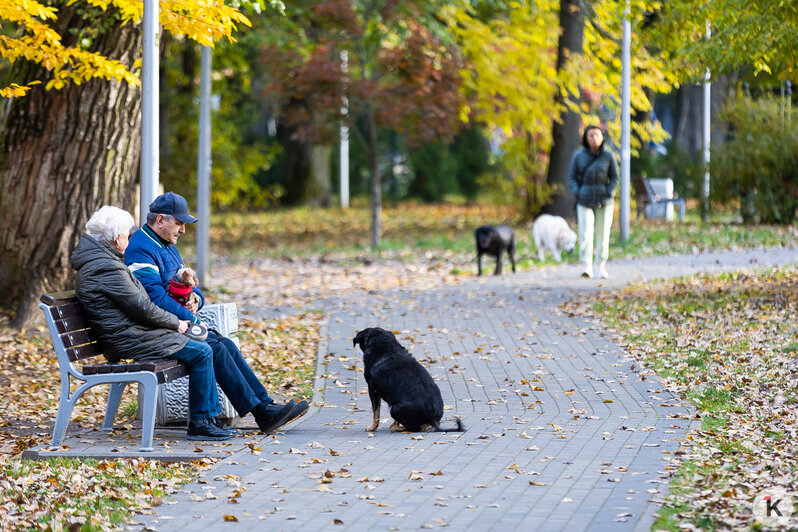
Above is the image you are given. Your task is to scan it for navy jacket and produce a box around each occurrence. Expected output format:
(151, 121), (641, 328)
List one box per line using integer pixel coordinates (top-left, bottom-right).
(124, 224), (204, 323)
(567, 147), (619, 209)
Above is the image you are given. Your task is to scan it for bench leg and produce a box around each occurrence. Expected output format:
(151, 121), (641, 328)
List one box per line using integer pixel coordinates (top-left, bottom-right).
(102, 382), (127, 431)
(51, 396), (75, 447)
(678, 200), (685, 222)
(138, 381), (158, 452)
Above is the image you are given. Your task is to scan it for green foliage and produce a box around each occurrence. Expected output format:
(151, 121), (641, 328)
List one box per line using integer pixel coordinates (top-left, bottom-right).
(408, 141), (459, 202)
(159, 38), (283, 210)
(649, 0), (798, 81)
(406, 127), (489, 202)
(451, 127), (490, 201)
(478, 134), (558, 219)
(711, 95), (798, 224)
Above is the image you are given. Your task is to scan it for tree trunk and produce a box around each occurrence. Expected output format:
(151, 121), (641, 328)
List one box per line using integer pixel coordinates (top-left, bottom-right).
(367, 109), (381, 249)
(544, 0), (585, 220)
(673, 85), (704, 155)
(308, 144), (332, 208)
(0, 6), (142, 327)
(672, 74), (734, 156)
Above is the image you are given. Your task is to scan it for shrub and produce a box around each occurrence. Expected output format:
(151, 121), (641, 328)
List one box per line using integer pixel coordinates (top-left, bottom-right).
(478, 134), (557, 219)
(711, 95), (798, 224)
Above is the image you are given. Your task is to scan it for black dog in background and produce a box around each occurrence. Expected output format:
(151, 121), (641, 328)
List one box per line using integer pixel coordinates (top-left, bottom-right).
(475, 225), (516, 276)
(353, 327), (464, 433)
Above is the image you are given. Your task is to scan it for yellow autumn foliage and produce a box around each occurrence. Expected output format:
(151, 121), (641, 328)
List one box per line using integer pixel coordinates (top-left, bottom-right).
(444, 0), (671, 160)
(0, 0), (251, 97)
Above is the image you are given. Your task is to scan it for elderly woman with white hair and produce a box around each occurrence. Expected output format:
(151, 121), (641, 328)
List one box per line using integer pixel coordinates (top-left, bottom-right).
(70, 205), (234, 441)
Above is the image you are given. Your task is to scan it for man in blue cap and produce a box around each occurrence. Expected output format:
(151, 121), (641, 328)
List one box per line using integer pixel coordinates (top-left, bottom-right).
(126, 192), (308, 436)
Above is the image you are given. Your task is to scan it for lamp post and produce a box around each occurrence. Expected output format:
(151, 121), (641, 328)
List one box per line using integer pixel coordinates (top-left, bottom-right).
(197, 46), (212, 287)
(702, 21), (711, 222)
(619, 0), (631, 242)
(139, 0), (159, 225)
(340, 50), (350, 208)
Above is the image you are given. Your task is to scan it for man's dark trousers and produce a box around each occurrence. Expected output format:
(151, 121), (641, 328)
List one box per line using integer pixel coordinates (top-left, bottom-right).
(205, 330), (273, 415)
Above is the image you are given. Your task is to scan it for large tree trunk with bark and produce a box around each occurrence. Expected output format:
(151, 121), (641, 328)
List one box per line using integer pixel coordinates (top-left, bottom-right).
(544, 0), (585, 220)
(0, 6), (141, 328)
(308, 144), (332, 208)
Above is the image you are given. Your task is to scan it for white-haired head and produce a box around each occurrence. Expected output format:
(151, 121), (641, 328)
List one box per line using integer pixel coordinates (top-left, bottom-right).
(85, 206), (136, 245)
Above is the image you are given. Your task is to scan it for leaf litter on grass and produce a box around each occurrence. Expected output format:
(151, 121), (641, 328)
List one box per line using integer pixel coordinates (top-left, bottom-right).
(566, 266), (798, 530)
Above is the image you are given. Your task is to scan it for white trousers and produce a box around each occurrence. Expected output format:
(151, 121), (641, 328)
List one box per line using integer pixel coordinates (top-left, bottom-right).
(577, 203), (614, 269)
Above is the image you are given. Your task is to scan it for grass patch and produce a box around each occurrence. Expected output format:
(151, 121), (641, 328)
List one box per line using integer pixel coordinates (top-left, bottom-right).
(0, 456), (203, 530)
(176, 202), (798, 265)
(653, 459), (726, 531)
(238, 312), (322, 401)
(571, 266), (798, 530)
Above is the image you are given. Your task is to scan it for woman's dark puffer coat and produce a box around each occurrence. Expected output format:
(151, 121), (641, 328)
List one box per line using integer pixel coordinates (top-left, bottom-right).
(71, 233), (188, 362)
(567, 147), (619, 209)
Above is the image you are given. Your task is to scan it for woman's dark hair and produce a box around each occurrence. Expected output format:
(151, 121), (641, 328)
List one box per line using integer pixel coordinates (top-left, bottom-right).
(581, 125), (604, 150)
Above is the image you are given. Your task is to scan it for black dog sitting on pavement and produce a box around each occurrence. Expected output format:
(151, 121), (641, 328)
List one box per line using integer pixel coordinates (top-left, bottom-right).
(353, 327), (465, 433)
(475, 225), (516, 276)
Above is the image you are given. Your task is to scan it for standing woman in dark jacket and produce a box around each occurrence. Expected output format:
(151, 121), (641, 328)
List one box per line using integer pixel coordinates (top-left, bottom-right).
(567, 125), (619, 279)
(71, 206), (234, 441)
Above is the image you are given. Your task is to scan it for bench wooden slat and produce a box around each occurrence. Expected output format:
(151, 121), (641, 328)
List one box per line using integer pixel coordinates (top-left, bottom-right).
(79, 360), (187, 385)
(83, 362), (144, 375)
(61, 330), (94, 349)
(50, 303), (83, 320)
(66, 343), (101, 362)
(53, 316), (92, 334)
(140, 360), (181, 372)
(40, 292), (78, 306)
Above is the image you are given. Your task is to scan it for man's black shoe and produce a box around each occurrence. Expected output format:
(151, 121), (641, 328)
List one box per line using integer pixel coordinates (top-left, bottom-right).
(283, 400), (309, 424)
(187, 417), (235, 441)
(252, 402), (296, 433)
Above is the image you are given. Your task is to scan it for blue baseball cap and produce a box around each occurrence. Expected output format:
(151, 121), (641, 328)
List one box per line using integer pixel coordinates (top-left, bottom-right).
(149, 192), (198, 224)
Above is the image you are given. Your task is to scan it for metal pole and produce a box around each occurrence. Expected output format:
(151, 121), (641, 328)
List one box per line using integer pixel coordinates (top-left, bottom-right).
(340, 50), (350, 208)
(140, 0), (159, 225)
(787, 81), (792, 128)
(197, 46), (212, 287)
(702, 21), (711, 222)
(781, 82), (785, 127)
(619, 1), (631, 243)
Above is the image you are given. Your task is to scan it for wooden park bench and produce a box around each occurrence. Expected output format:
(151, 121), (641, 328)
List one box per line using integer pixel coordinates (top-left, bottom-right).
(39, 292), (189, 452)
(633, 176), (686, 222)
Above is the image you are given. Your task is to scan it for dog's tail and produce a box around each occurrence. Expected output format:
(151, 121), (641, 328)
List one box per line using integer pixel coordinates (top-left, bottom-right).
(433, 417), (465, 432)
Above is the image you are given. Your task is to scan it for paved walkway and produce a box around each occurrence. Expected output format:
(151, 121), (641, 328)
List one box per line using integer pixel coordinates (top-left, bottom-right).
(125, 247), (796, 531)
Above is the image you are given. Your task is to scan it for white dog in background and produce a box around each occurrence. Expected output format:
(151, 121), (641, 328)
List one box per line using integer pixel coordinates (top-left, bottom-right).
(532, 214), (577, 262)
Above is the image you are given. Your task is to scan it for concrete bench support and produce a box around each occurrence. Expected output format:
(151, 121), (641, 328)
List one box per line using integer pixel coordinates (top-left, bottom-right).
(150, 303), (240, 425)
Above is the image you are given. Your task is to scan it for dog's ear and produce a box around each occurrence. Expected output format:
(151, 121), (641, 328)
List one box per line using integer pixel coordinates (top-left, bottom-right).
(353, 329), (369, 348)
